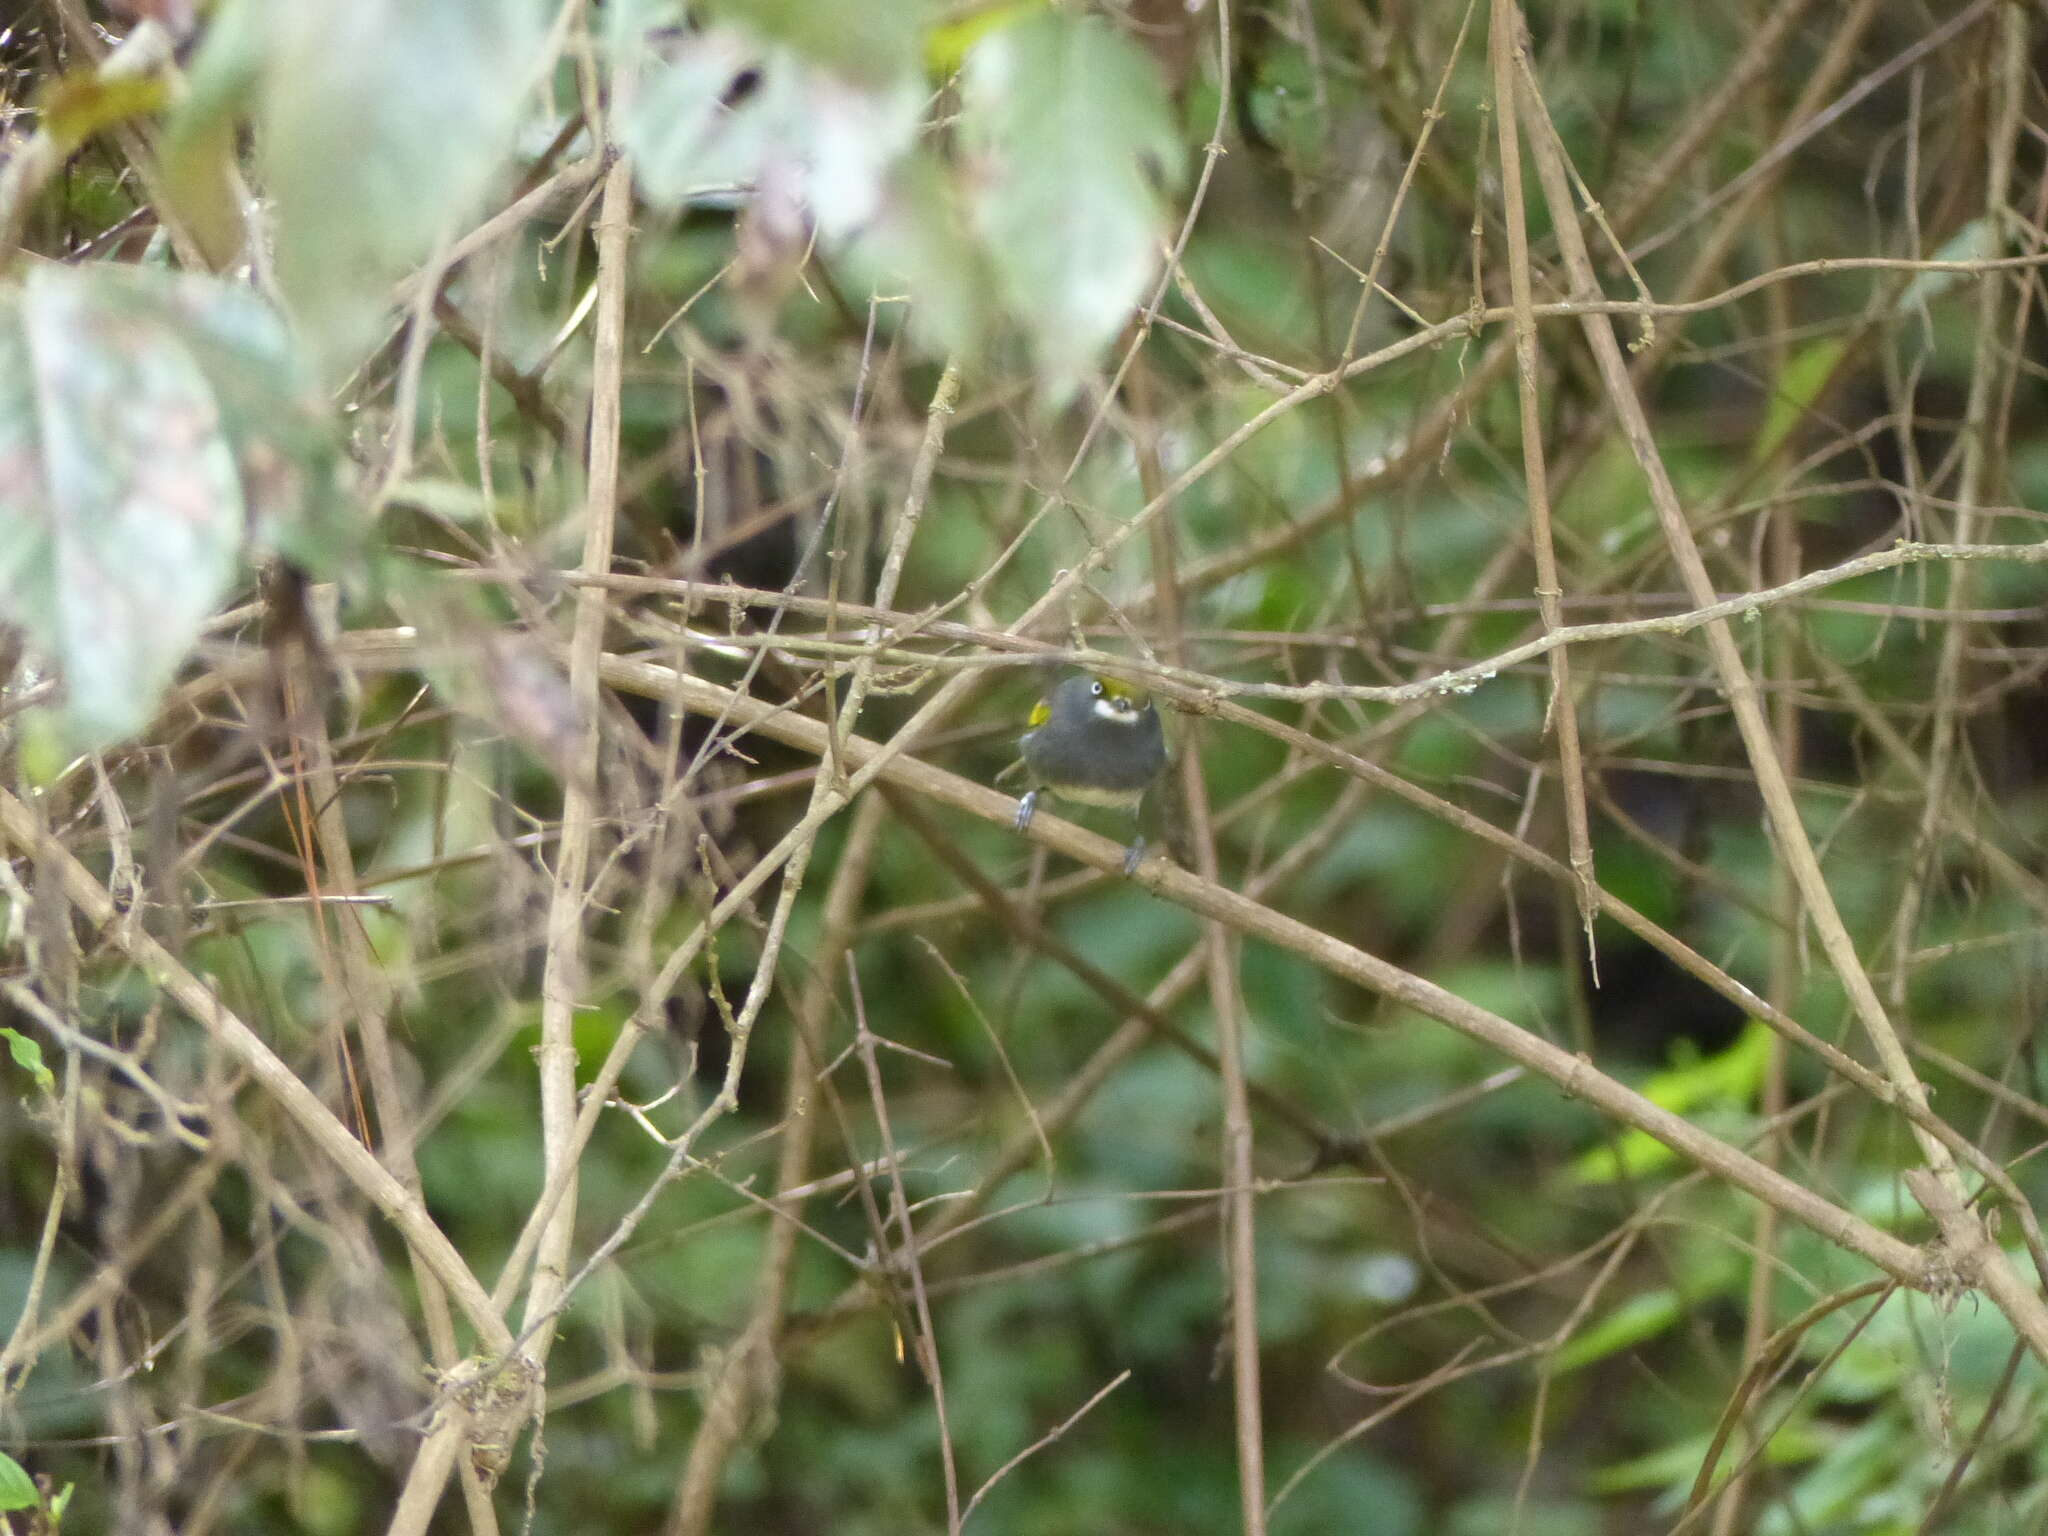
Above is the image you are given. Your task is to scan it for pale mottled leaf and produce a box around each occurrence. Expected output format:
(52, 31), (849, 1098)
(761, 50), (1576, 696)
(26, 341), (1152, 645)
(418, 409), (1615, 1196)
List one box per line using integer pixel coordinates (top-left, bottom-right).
(963, 12), (1181, 398)
(0, 265), (339, 748)
(624, 30), (779, 210)
(799, 71), (923, 239)
(843, 151), (990, 355)
(72, 265), (345, 567)
(625, 32), (919, 238)
(195, 0), (548, 379)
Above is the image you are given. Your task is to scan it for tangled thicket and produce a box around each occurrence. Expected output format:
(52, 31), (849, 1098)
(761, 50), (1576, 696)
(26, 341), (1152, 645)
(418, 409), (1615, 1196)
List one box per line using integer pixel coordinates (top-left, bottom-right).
(4, 3), (2048, 1534)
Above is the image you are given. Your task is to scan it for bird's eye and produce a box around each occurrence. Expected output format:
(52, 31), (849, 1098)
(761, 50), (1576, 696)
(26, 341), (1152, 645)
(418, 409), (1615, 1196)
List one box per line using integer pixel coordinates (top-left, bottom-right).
(1090, 680), (1104, 696)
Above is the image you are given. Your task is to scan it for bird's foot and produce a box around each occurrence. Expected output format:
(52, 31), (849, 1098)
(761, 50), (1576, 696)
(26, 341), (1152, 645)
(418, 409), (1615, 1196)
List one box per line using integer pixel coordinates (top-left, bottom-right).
(1014, 790), (1039, 833)
(1121, 836), (1147, 876)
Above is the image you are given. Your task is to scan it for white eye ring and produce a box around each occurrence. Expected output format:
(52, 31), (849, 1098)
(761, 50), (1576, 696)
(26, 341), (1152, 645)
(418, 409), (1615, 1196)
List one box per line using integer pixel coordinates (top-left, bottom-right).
(1090, 680), (1104, 696)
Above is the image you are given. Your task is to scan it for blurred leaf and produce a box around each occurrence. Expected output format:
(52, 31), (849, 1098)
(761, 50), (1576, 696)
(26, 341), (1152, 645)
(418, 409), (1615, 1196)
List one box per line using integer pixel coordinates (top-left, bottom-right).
(174, 0), (549, 378)
(926, 0), (1044, 76)
(1898, 216), (2001, 311)
(0, 264), (239, 747)
(625, 31), (921, 240)
(13, 709), (67, 788)
(36, 68), (170, 153)
(0, 1028), (53, 1094)
(0, 1452), (34, 1511)
(1272, 1449), (1424, 1535)
(1568, 1125), (1676, 1185)
(157, 0), (263, 268)
(962, 11), (1181, 398)
(1445, 1496), (1596, 1536)
(1799, 1285), (2024, 1406)
(289, 1460), (365, 1536)
(1589, 1425), (1818, 1495)
(842, 151), (990, 355)
(91, 265), (350, 570)
(1551, 1288), (1683, 1371)
(387, 476), (494, 524)
(702, 0), (922, 86)
(1645, 1020), (1772, 1111)
(1568, 1022), (1768, 1185)
(622, 29), (768, 209)
(622, 9), (998, 353)
(384, 564), (585, 783)
(1754, 1417), (1900, 1535)
(603, 0), (683, 58)
(1752, 336), (1846, 466)
(797, 70), (925, 240)
(0, 263), (340, 748)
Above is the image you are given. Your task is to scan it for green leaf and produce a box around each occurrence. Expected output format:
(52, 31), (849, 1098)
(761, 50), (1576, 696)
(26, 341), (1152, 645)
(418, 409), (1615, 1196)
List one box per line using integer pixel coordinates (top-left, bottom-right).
(0, 1452), (36, 1512)
(962, 11), (1181, 399)
(37, 68), (171, 154)
(1567, 1124), (1681, 1185)
(187, 0), (549, 379)
(1568, 1022), (1770, 1185)
(14, 707), (68, 788)
(1551, 1289), (1682, 1371)
(0, 1027), (54, 1093)
(927, 0), (1045, 76)
(1640, 1020), (1773, 1114)
(0, 264), (342, 749)
(1589, 1425), (1820, 1496)
(1752, 336), (1847, 466)
(158, 0), (265, 269)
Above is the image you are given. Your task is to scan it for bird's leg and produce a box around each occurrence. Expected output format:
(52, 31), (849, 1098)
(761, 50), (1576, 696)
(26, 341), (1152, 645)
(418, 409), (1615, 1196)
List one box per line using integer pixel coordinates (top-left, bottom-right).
(1014, 788), (1039, 833)
(1121, 803), (1146, 875)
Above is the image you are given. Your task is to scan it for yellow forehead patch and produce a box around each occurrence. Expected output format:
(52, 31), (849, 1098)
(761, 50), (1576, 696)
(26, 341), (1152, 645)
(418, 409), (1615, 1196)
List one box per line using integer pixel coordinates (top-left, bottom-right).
(1096, 676), (1146, 705)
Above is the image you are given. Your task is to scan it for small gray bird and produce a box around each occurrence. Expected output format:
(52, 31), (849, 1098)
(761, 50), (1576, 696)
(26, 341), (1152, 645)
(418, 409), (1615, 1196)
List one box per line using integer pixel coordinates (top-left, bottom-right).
(1012, 673), (1168, 874)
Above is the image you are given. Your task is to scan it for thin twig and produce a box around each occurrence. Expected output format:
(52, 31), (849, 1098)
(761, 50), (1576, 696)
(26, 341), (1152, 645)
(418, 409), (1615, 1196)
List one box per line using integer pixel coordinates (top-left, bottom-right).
(1490, 0), (1597, 969)
(960, 1370), (1131, 1525)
